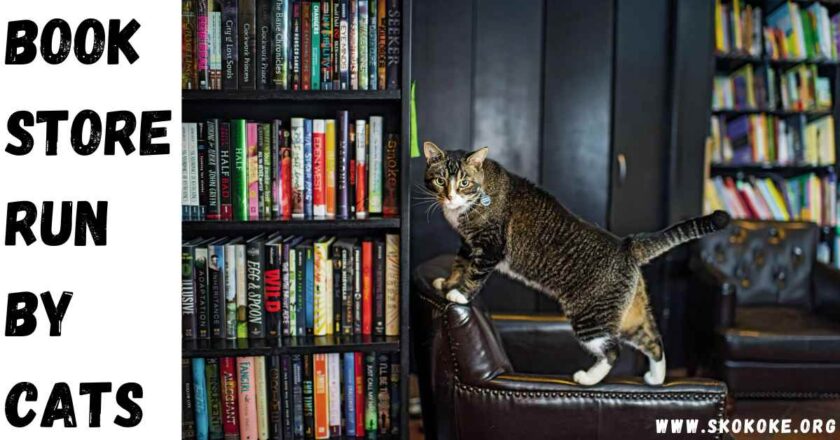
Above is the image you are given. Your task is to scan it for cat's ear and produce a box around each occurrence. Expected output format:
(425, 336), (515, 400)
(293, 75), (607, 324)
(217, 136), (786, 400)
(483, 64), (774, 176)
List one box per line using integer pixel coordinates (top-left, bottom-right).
(467, 147), (489, 167)
(423, 141), (445, 162)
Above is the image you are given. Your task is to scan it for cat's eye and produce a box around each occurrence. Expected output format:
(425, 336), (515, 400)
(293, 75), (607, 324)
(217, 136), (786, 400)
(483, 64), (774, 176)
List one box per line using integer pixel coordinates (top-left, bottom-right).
(433, 177), (445, 186)
(459, 179), (470, 188)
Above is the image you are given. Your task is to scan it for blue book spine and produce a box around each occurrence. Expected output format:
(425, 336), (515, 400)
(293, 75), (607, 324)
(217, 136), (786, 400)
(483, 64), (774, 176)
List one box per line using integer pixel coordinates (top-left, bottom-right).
(343, 352), (356, 436)
(192, 358), (209, 440)
(305, 246), (315, 333)
(292, 354), (305, 438)
(303, 119), (313, 219)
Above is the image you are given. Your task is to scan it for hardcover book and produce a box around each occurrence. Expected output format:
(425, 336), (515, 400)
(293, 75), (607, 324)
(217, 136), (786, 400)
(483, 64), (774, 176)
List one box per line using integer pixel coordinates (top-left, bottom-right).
(386, 0), (400, 89)
(336, 111), (351, 219)
(355, 120), (367, 218)
(313, 353), (329, 439)
(193, 358), (209, 440)
(246, 234), (267, 338)
(267, 355), (284, 440)
(237, 356), (258, 440)
(183, 0), (198, 89)
(385, 233), (400, 336)
(224, 239), (240, 339)
(209, 240), (227, 340)
(220, 357), (240, 440)
(302, 0), (312, 90)
(256, 0), (273, 89)
(197, 0), (209, 89)
(373, 239), (386, 336)
(325, 119), (337, 218)
(377, 353), (391, 435)
(368, 116), (384, 214)
(311, 1), (321, 90)
(219, 122), (234, 220)
(247, 123), (260, 220)
(291, 354), (305, 439)
(364, 352), (378, 434)
(232, 119), (249, 220)
(206, 358), (225, 440)
(303, 118), (314, 219)
(361, 240), (373, 335)
(383, 133), (400, 217)
(254, 356), (269, 440)
(327, 353), (342, 437)
(207, 121), (221, 220)
(291, 117), (305, 218)
(222, 0), (239, 89)
(303, 354), (315, 440)
(358, 0), (369, 90)
(239, 0), (257, 90)
(273, 0), (290, 88)
(183, 359), (196, 439)
(343, 351), (356, 437)
(312, 119), (326, 217)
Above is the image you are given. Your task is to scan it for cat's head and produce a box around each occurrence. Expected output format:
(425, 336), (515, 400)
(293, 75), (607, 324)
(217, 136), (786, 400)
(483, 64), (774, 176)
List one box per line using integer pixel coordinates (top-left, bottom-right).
(423, 142), (489, 210)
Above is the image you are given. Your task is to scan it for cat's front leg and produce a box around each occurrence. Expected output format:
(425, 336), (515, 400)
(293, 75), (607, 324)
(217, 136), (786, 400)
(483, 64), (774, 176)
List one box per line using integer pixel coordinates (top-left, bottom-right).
(432, 242), (471, 293)
(444, 244), (503, 304)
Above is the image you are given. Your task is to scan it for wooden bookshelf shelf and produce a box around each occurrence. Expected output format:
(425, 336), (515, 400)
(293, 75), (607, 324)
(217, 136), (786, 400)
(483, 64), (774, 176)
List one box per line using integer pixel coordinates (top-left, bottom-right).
(710, 164), (837, 175)
(711, 108), (833, 117)
(183, 89), (401, 102)
(182, 218), (401, 238)
(183, 336), (401, 358)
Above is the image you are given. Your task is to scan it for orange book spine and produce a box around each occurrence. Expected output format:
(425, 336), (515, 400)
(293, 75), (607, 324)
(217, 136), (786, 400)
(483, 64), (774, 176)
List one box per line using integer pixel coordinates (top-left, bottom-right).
(313, 353), (329, 439)
(361, 240), (373, 335)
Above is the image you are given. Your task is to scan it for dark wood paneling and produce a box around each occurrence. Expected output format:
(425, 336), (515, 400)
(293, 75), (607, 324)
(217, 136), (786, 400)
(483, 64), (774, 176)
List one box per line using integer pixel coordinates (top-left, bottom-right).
(472, 0), (544, 181)
(541, 0), (614, 228)
(609, 0), (670, 237)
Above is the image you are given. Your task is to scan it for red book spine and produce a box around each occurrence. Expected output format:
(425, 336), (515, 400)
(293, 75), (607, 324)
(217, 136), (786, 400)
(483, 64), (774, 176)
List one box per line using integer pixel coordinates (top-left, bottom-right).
(313, 353), (329, 439)
(280, 132), (292, 220)
(312, 120), (326, 217)
(354, 352), (365, 437)
(302, 1), (312, 91)
(220, 123), (234, 221)
(220, 357), (240, 439)
(361, 241), (373, 335)
(196, 0), (209, 89)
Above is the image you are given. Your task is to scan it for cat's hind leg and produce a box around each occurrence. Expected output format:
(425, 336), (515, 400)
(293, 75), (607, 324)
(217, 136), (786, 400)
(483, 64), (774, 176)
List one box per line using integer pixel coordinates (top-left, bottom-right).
(571, 334), (621, 386)
(620, 280), (666, 385)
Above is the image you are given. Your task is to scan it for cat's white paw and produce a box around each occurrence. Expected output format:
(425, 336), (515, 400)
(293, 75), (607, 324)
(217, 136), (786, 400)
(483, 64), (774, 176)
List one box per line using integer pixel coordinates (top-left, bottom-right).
(573, 370), (600, 386)
(432, 277), (446, 291)
(445, 289), (469, 304)
(644, 356), (666, 386)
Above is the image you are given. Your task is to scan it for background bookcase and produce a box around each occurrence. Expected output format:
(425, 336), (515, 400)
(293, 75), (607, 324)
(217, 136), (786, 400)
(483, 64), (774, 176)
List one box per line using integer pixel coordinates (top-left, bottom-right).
(181, 0), (412, 437)
(707, 0), (840, 265)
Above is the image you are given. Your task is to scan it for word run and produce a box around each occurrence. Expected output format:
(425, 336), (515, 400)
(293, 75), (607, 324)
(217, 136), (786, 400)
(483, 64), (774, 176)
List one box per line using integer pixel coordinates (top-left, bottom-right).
(4, 201), (107, 246)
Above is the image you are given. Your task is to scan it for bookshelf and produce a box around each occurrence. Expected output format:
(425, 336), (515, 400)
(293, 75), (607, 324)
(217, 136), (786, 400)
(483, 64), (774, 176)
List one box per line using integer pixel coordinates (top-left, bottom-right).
(708, 0), (840, 265)
(180, 0), (412, 438)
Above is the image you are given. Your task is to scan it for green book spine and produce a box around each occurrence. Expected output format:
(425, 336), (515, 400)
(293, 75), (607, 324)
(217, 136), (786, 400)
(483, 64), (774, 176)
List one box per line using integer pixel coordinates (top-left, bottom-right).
(364, 352), (378, 437)
(311, 1), (321, 90)
(232, 119), (249, 220)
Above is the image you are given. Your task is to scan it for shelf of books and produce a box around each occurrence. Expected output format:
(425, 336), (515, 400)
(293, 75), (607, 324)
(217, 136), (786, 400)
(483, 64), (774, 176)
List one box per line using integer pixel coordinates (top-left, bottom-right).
(708, 0), (840, 267)
(181, 0), (411, 439)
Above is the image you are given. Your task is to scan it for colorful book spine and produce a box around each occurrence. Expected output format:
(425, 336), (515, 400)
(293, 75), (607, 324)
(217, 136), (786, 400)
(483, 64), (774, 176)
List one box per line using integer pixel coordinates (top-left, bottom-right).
(279, 127), (292, 220)
(313, 119), (327, 217)
(355, 120), (368, 218)
(197, 124), (209, 220)
(209, 243), (227, 340)
(325, 119), (337, 218)
(280, 355), (294, 439)
(301, 0), (312, 90)
(267, 355), (283, 440)
(368, 0), (378, 89)
(210, 2), (223, 89)
(265, 241), (282, 338)
(291, 0), (301, 89)
(260, 123), (273, 219)
(192, 358), (209, 440)
(364, 353), (378, 434)
(256, 0), (273, 89)
(273, 0), (290, 89)
(377, 353), (391, 435)
(353, 244), (363, 335)
(291, 117), (305, 218)
(321, 0), (332, 89)
(389, 353), (400, 436)
(303, 354), (315, 440)
(195, 245), (211, 340)
(183, 359), (196, 439)
(332, 0), (341, 89)
(349, 0), (358, 89)
(377, 0), (387, 89)
(294, 245), (306, 336)
(343, 352), (356, 436)
(237, 356), (258, 440)
(197, 0), (210, 89)
(385, 234), (400, 336)
(232, 119), (249, 221)
(304, 118), (314, 219)
(354, 352), (365, 437)
(358, 0), (369, 90)
(314, 239), (330, 336)
(247, 123), (260, 220)
(361, 240), (373, 335)
(236, 243), (249, 338)
(182, 243), (197, 340)
(181, 125), (191, 220)
(221, 0), (238, 90)
(368, 116), (383, 214)
(246, 236), (266, 339)
(383, 133), (399, 217)
(373, 239), (386, 336)
(313, 353), (329, 439)
(254, 357), (269, 440)
(219, 122), (234, 220)
(291, 355), (305, 439)
(220, 357), (240, 440)
(206, 120), (221, 220)
(339, 0), (350, 89)
(328, 353), (342, 437)
(224, 242), (238, 340)
(206, 358), (224, 440)
(311, 1), (321, 90)
(183, 0), (198, 90)
(305, 244), (316, 334)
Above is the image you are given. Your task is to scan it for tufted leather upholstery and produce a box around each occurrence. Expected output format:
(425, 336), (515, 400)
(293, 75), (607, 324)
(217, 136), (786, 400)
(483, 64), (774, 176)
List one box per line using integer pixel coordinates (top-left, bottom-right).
(689, 220), (840, 397)
(413, 255), (729, 440)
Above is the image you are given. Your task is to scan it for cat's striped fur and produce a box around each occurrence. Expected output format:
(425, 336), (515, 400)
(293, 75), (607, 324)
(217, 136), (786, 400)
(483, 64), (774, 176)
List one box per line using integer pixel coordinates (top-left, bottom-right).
(423, 142), (730, 386)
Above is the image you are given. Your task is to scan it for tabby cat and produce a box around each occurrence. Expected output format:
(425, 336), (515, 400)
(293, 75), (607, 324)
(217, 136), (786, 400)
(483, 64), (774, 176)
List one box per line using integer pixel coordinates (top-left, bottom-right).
(422, 142), (730, 386)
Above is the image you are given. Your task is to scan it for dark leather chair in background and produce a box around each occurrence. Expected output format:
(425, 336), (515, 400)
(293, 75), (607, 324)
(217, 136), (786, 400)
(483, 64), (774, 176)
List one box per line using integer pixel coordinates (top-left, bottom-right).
(413, 255), (728, 440)
(688, 220), (840, 398)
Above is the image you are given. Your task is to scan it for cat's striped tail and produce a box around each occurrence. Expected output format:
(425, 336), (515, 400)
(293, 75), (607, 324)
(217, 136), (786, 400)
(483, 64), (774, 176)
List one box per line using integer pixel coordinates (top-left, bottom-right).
(625, 210), (731, 264)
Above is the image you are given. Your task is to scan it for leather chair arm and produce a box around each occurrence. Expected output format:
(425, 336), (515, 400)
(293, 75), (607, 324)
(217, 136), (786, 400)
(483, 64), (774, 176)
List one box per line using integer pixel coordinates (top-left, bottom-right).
(691, 259), (738, 328)
(814, 262), (840, 322)
(451, 374), (728, 439)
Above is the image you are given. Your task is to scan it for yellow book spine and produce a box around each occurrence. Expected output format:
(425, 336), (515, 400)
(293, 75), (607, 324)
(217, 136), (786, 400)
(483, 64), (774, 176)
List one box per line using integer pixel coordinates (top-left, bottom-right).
(313, 240), (328, 336)
(325, 119), (337, 218)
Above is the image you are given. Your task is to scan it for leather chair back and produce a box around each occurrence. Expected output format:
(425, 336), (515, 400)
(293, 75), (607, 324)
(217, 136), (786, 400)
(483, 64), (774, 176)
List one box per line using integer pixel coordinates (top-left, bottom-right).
(697, 220), (819, 308)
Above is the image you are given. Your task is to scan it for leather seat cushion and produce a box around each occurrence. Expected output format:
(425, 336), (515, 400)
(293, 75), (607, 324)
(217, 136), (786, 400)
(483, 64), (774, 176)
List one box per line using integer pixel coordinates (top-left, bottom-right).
(720, 306), (840, 362)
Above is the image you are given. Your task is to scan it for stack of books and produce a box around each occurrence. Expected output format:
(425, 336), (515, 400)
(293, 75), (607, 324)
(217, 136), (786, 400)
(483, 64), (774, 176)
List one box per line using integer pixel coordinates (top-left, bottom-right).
(183, 353), (399, 440)
(182, 233), (400, 341)
(714, 0), (763, 56)
(765, 1), (837, 61)
(181, 0), (401, 91)
(712, 64), (832, 111)
(709, 114), (836, 166)
(705, 172), (837, 227)
(182, 113), (400, 221)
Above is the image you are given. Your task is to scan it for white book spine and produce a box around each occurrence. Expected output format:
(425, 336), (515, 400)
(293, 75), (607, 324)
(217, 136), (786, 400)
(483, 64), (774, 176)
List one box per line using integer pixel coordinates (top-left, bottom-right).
(327, 353), (342, 433)
(368, 116), (383, 214)
(355, 120), (368, 218)
(188, 123), (200, 217)
(224, 243), (237, 340)
(313, 119), (327, 217)
(291, 118), (305, 219)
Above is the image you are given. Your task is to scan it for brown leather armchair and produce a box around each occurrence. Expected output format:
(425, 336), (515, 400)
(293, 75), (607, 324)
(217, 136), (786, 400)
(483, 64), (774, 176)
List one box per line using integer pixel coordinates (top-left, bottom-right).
(413, 255), (728, 440)
(688, 220), (840, 398)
